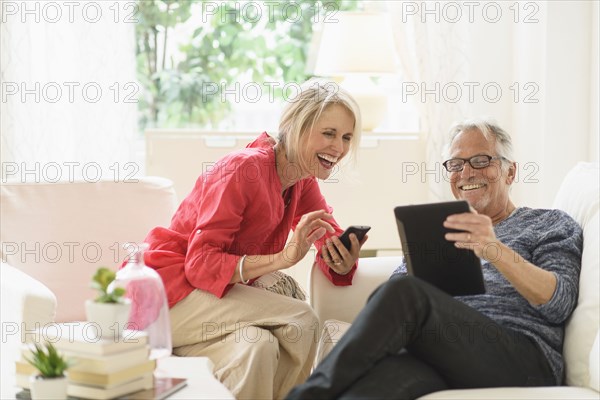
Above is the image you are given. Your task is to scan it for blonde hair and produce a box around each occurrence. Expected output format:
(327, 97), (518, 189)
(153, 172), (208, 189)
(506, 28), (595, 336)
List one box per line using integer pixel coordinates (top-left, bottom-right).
(277, 79), (362, 171)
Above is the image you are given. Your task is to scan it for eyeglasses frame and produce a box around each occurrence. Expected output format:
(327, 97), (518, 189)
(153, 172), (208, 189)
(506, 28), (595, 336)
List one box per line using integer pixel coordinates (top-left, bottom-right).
(442, 155), (508, 172)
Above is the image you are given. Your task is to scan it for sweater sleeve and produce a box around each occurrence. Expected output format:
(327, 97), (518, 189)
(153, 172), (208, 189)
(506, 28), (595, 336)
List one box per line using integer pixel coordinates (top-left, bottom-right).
(532, 210), (583, 324)
(294, 178), (356, 285)
(183, 158), (255, 298)
(390, 257), (408, 278)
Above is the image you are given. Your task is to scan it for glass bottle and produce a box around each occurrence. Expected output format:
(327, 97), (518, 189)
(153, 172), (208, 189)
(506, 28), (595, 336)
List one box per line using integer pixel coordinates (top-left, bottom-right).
(110, 243), (172, 359)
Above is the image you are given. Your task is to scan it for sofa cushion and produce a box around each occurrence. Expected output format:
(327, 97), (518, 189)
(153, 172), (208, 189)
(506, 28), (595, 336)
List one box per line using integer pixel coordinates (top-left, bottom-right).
(553, 163), (600, 388)
(590, 330), (600, 391)
(553, 162), (599, 228)
(0, 178), (177, 322)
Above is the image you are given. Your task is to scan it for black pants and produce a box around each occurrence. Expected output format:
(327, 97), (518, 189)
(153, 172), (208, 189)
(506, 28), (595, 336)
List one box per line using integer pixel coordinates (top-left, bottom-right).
(286, 276), (555, 399)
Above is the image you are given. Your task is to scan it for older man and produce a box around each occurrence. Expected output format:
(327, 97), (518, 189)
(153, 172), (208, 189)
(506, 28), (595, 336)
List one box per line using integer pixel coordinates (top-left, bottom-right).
(286, 119), (583, 399)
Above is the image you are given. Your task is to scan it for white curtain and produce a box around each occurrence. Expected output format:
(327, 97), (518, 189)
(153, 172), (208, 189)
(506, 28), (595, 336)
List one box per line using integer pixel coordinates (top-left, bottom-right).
(1, 1), (138, 182)
(387, 1), (472, 202)
(383, 0), (598, 207)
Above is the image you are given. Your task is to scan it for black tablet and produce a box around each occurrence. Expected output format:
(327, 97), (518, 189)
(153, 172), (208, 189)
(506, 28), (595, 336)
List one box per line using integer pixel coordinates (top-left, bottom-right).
(394, 200), (485, 296)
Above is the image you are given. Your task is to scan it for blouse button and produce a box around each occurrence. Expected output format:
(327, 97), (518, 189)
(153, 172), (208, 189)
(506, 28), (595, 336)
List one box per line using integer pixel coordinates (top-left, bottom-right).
(196, 229), (202, 234)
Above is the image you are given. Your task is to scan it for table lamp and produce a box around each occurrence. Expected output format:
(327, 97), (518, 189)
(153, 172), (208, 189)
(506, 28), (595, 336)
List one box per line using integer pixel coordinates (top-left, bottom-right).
(312, 12), (399, 132)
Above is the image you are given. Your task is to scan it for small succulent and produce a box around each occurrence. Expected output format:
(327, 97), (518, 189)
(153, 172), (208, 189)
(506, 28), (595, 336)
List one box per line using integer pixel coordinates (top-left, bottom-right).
(25, 342), (70, 378)
(91, 267), (126, 303)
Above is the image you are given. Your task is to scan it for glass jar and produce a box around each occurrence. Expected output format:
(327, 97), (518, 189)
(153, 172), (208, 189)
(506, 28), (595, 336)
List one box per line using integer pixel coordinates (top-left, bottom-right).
(110, 243), (172, 359)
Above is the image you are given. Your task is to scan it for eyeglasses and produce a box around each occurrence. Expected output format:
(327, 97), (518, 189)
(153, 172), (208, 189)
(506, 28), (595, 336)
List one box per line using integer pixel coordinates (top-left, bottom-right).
(442, 155), (506, 172)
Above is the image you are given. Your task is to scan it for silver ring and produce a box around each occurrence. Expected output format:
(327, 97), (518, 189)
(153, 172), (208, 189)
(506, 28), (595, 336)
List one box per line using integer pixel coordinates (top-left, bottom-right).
(334, 261), (342, 265)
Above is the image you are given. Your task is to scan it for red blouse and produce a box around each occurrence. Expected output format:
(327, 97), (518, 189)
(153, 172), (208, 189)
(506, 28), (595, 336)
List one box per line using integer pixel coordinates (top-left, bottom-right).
(143, 133), (356, 307)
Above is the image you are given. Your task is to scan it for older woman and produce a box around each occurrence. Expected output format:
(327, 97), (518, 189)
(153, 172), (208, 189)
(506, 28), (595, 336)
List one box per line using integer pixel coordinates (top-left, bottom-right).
(141, 80), (367, 399)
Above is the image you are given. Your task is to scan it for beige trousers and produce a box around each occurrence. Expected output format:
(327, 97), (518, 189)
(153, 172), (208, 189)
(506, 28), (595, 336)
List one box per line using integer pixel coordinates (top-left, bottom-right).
(169, 284), (319, 400)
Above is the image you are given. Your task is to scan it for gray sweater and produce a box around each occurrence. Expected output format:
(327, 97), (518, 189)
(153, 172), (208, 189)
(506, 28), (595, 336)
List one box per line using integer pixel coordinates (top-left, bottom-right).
(392, 207), (583, 384)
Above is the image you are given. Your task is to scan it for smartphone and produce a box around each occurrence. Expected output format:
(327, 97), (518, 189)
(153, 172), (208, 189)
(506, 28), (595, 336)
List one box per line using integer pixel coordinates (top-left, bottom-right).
(337, 225), (371, 250)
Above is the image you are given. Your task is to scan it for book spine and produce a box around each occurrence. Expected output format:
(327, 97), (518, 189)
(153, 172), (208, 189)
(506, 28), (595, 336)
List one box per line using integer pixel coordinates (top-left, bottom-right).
(67, 360), (156, 388)
(66, 373), (153, 400)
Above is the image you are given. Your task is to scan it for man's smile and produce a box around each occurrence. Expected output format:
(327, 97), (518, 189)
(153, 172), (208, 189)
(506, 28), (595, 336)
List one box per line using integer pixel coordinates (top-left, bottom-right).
(459, 183), (486, 191)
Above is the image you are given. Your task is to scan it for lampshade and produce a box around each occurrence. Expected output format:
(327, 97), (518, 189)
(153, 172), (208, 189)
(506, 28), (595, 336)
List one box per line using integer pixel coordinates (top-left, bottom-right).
(311, 12), (399, 131)
(313, 12), (398, 76)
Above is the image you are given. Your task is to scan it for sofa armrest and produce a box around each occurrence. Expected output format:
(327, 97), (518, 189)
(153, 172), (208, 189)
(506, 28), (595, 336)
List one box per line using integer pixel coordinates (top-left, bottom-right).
(1, 261), (57, 341)
(309, 256), (402, 324)
(1, 262), (57, 396)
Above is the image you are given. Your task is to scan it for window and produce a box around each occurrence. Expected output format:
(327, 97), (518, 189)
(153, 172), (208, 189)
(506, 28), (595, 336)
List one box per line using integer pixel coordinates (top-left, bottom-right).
(136, 0), (362, 133)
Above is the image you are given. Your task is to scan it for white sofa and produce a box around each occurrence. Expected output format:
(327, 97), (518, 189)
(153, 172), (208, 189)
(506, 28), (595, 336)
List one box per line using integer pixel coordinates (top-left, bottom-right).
(309, 162), (600, 399)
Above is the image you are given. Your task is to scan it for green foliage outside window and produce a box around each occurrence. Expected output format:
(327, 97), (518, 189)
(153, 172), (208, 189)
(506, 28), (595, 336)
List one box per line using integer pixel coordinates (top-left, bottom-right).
(136, 0), (360, 131)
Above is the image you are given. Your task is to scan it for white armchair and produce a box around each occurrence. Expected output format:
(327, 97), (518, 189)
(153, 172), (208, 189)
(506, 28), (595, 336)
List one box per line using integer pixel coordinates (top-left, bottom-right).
(0, 178), (178, 398)
(0, 177), (178, 323)
(309, 162), (600, 399)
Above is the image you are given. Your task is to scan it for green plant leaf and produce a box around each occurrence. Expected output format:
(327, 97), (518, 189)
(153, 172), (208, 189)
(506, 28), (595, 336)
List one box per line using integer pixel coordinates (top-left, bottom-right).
(91, 267), (125, 303)
(25, 342), (69, 378)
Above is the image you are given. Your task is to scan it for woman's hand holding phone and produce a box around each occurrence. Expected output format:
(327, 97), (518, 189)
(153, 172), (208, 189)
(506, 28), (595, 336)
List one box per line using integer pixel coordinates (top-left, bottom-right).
(322, 225), (370, 275)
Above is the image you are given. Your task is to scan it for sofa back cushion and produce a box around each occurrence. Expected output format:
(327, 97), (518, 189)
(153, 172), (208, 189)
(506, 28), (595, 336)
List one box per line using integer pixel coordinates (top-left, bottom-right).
(590, 330), (600, 391)
(553, 162), (599, 388)
(0, 178), (177, 322)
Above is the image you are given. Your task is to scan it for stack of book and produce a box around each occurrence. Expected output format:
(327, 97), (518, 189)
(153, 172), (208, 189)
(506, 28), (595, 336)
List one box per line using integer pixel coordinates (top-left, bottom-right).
(16, 323), (155, 399)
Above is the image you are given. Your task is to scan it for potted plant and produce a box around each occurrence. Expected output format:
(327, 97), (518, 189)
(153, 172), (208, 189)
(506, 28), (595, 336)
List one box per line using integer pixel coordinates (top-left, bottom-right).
(25, 342), (70, 400)
(85, 267), (131, 339)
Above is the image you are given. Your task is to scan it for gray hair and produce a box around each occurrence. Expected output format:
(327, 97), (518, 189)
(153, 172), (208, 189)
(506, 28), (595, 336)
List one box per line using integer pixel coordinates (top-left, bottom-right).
(278, 79), (362, 169)
(444, 117), (514, 171)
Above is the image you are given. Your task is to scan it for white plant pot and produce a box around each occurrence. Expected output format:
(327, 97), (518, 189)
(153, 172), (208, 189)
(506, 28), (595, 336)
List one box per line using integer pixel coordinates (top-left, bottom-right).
(85, 299), (132, 339)
(29, 375), (68, 400)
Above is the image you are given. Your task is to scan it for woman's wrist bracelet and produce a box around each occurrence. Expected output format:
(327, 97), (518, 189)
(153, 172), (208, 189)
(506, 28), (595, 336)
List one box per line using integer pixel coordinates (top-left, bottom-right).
(238, 254), (249, 284)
